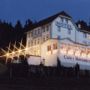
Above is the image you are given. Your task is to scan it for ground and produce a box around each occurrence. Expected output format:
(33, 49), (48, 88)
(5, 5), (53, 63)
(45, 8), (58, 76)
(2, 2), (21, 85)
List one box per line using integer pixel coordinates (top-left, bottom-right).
(0, 76), (90, 90)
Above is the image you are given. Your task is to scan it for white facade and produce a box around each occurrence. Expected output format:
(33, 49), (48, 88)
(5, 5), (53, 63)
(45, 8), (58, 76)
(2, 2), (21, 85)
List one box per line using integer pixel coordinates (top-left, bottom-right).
(26, 12), (90, 70)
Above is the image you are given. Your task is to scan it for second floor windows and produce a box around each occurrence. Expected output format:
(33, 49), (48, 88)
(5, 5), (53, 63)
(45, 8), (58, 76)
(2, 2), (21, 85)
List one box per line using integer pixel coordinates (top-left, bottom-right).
(83, 33), (87, 38)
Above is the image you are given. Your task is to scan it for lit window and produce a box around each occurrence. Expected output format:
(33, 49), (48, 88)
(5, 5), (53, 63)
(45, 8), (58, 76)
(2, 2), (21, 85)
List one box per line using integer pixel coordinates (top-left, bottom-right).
(37, 39), (39, 44)
(53, 43), (57, 50)
(57, 26), (61, 32)
(46, 34), (49, 40)
(43, 37), (45, 42)
(47, 45), (51, 51)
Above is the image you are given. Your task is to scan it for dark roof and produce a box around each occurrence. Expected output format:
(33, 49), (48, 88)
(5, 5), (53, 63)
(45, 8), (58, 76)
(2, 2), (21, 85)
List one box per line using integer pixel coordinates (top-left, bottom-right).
(30, 11), (72, 30)
(76, 20), (90, 33)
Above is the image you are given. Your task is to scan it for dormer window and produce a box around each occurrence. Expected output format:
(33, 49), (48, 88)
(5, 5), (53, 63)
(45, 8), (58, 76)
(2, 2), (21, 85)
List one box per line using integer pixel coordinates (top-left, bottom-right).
(78, 24), (81, 28)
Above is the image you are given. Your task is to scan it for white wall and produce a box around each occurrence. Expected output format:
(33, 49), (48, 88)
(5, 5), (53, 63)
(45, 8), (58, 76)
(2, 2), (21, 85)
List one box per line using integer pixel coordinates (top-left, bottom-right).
(41, 39), (58, 66)
(27, 56), (41, 65)
(51, 16), (76, 41)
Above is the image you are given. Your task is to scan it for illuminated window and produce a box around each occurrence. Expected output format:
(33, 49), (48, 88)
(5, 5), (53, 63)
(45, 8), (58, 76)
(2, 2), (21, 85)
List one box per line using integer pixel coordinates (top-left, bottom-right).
(37, 38), (40, 44)
(43, 37), (45, 42)
(31, 41), (33, 46)
(46, 34), (49, 40)
(53, 43), (57, 50)
(47, 45), (51, 51)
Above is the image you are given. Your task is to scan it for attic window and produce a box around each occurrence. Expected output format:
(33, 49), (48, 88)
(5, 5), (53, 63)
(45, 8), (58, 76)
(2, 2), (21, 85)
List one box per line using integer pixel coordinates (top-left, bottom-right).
(61, 17), (64, 22)
(78, 24), (81, 28)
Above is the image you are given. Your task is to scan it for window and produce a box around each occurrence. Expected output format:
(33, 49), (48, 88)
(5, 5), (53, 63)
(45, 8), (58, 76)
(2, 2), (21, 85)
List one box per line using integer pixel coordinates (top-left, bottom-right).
(83, 33), (87, 38)
(57, 35), (61, 40)
(38, 29), (41, 34)
(37, 38), (40, 44)
(34, 30), (37, 35)
(83, 41), (87, 45)
(43, 37), (45, 42)
(61, 17), (63, 22)
(66, 19), (68, 24)
(68, 29), (71, 35)
(46, 34), (49, 40)
(57, 26), (61, 32)
(46, 25), (49, 31)
(31, 41), (33, 46)
(47, 45), (51, 51)
(53, 43), (57, 50)
(42, 26), (45, 32)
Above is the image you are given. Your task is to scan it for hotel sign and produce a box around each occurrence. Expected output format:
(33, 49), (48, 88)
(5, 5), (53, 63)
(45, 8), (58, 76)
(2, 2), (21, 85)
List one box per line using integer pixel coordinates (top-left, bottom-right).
(60, 43), (90, 63)
(63, 55), (90, 62)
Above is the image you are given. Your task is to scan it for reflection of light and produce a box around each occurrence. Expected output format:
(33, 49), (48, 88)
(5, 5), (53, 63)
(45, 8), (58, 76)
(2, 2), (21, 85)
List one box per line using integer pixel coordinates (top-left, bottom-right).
(12, 51), (15, 54)
(75, 50), (80, 57)
(87, 53), (90, 59)
(81, 53), (86, 58)
(25, 48), (28, 51)
(68, 49), (74, 56)
(18, 49), (22, 53)
(6, 53), (9, 57)
(60, 49), (67, 55)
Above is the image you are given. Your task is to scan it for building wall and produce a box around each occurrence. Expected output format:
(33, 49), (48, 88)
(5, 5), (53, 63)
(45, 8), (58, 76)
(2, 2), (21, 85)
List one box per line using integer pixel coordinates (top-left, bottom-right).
(51, 16), (76, 41)
(26, 23), (51, 55)
(76, 30), (90, 45)
(27, 56), (41, 65)
(41, 39), (58, 66)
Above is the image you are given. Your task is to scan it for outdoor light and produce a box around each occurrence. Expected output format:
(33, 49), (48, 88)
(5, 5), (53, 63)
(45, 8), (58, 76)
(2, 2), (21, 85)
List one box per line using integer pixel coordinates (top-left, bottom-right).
(18, 49), (22, 53)
(12, 51), (15, 54)
(6, 53), (9, 57)
(25, 47), (28, 51)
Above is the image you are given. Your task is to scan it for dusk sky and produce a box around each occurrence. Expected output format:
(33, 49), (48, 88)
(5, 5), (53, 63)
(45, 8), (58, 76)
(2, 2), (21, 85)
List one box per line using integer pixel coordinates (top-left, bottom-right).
(0, 0), (90, 25)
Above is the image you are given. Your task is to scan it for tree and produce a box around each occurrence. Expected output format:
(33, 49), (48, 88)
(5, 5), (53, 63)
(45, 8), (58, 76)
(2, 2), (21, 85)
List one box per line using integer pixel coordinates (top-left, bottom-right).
(24, 19), (33, 32)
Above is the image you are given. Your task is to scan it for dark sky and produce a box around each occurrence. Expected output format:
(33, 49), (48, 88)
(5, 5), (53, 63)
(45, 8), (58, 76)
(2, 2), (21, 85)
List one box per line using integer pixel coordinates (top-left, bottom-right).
(0, 0), (90, 25)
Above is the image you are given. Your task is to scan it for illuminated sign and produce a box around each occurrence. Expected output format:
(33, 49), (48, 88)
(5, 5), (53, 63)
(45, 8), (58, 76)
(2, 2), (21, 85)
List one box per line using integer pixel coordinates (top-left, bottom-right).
(56, 21), (72, 30)
(63, 55), (90, 62)
(60, 43), (90, 62)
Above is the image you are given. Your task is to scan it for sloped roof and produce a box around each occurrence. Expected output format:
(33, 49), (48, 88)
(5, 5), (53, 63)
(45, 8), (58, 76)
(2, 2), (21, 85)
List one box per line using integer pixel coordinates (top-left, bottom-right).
(30, 11), (72, 30)
(76, 20), (90, 33)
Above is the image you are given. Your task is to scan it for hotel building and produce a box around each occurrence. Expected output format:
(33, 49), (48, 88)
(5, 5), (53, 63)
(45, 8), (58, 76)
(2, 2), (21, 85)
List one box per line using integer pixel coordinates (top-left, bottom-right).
(26, 11), (90, 70)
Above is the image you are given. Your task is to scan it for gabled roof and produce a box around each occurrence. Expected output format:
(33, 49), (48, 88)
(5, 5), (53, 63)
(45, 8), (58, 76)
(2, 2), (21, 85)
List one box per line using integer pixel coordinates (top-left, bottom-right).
(30, 11), (72, 30)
